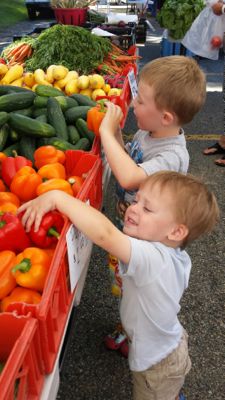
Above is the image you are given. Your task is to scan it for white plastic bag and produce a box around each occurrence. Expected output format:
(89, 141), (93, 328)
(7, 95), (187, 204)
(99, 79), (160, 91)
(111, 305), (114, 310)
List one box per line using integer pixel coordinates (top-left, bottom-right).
(181, 5), (225, 60)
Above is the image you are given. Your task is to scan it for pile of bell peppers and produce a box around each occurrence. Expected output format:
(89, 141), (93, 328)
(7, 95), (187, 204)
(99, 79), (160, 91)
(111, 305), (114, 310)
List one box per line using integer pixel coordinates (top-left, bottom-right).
(0, 144), (88, 312)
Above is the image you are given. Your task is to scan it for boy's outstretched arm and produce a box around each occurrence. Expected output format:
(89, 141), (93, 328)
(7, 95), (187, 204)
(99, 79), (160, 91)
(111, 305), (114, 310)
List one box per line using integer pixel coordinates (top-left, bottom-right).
(100, 102), (147, 190)
(18, 190), (131, 265)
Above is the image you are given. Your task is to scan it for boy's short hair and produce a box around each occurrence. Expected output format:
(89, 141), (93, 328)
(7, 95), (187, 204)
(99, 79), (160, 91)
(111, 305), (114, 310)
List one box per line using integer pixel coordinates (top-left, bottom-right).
(139, 56), (206, 125)
(141, 171), (219, 248)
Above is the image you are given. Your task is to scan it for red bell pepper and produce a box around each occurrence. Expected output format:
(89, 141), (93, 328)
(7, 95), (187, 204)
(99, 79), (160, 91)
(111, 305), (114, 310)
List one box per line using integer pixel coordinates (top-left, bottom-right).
(27, 211), (64, 249)
(1, 154), (32, 187)
(0, 212), (31, 252)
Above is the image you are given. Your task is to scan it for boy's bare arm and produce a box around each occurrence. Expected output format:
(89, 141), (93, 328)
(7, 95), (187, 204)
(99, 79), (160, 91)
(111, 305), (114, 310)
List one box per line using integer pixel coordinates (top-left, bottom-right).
(100, 102), (147, 190)
(18, 191), (131, 265)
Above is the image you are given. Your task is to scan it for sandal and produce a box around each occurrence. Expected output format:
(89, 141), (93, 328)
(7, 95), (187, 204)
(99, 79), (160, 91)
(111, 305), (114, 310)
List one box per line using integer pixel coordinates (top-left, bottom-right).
(214, 155), (225, 166)
(203, 142), (225, 156)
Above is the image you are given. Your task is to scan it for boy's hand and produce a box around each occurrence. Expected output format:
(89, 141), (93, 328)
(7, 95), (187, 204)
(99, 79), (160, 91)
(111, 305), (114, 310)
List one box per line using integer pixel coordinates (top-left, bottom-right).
(17, 191), (59, 233)
(99, 102), (123, 137)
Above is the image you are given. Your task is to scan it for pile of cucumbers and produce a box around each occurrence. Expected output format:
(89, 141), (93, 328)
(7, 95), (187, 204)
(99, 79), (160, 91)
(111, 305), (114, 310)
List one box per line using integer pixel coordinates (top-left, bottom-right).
(0, 84), (97, 163)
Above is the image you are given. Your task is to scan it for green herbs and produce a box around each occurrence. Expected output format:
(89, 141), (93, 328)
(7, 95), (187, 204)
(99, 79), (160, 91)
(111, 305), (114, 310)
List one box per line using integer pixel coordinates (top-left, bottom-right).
(157, 0), (205, 40)
(25, 24), (112, 74)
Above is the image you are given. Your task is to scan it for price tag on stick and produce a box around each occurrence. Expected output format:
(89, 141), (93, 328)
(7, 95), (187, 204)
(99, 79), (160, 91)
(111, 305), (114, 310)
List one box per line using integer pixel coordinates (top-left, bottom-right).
(128, 69), (138, 99)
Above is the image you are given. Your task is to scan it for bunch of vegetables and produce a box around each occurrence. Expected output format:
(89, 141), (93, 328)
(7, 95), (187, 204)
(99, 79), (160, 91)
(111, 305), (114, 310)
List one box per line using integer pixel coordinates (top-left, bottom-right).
(157, 0), (205, 40)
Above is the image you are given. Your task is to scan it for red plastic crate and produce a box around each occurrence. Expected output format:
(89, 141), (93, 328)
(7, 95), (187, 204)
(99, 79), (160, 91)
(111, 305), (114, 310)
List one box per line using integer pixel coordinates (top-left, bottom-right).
(54, 8), (88, 26)
(0, 313), (45, 400)
(5, 151), (103, 374)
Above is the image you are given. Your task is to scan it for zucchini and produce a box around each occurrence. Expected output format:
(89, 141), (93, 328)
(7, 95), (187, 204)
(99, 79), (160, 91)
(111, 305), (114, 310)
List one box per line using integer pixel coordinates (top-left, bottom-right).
(3, 142), (20, 156)
(0, 92), (36, 112)
(67, 125), (80, 145)
(0, 124), (9, 151)
(10, 107), (33, 117)
(32, 108), (47, 118)
(37, 136), (90, 151)
(35, 85), (65, 97)
(0, 111), (9, 128)
(9, 113), (55, 138)
(19, 135), (36, 164)
(33, 95), (49, 108)
(55, 96), (78, 111)
(65, 106), (91, 123)
(47, 97), (68, 140)
(71, 94), (96, 107)
(0, 85), (31, 95)
(76, 118), (95, 144)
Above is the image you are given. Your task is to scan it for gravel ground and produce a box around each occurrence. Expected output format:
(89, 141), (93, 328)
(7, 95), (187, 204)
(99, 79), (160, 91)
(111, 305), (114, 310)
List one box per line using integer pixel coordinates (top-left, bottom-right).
(0, 15), (224, 400)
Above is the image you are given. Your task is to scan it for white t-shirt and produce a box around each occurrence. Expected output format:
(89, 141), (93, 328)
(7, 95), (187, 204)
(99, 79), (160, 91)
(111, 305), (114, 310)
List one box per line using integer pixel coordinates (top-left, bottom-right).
(119, 237), (191, 372)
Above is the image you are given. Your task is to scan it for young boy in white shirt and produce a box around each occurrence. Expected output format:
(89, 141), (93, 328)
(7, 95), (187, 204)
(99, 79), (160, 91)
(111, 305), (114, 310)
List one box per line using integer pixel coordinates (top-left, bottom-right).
(18, 170), (219, 400)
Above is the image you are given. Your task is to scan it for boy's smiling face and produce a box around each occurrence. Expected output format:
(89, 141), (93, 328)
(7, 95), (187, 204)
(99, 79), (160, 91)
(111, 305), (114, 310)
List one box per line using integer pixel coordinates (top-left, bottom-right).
(132, 80), (164, 132)
(123, 183), (181, 245)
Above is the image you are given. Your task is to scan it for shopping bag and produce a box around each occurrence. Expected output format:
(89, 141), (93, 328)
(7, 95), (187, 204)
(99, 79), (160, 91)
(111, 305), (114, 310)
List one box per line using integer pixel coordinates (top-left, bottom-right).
(181, 5), (225, 60)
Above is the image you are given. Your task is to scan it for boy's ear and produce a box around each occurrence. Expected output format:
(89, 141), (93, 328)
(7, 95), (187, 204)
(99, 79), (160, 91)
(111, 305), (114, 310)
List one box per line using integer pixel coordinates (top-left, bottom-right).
(162, 111), (175, 126)
(168, 224), (189, 242)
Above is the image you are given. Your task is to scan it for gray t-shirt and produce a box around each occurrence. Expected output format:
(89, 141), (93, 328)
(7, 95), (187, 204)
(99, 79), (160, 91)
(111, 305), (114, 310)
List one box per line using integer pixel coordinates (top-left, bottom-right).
(115, 129), (189, 226)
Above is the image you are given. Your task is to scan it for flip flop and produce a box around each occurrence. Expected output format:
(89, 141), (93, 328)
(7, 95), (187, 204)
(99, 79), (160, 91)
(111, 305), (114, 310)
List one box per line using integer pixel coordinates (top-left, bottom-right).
(214, 155), (225, 166)
(203, 142), (225, 155)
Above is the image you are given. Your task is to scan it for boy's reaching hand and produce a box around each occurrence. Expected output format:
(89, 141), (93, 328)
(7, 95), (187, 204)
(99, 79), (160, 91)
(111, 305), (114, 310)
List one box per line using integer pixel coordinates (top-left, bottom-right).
(99, 102), (123, 137)
(17, 191), (58, 233)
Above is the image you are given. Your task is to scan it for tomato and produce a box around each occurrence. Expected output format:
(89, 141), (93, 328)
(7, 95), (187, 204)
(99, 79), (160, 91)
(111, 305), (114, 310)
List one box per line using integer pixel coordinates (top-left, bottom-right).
(211, 36), (222, 48)
(68, 175), (84, 197)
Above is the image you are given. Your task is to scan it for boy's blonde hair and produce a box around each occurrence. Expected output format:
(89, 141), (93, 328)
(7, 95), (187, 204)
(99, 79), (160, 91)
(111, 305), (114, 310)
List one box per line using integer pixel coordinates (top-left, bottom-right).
(139, 56), (206, 125)
(141, 171), (219, 248)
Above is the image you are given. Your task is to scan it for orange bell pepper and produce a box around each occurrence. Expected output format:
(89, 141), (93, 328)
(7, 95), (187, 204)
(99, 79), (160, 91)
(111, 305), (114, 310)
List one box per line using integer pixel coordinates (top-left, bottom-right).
(34, 145), (66, 169)
(10, 166), (42, 202)
(0, 179), (6, 192)
(37, 178), (73, 196)
(11, 247), (52, 292)
(68, 175), (85, 197)
(38, 162), (66, 181)
(0, 250), (17, 300)
(1, 287), (42, 312)
(87, 101), (106, 137)
(0, 152), (7, 178)
(0, 192), (20, 214)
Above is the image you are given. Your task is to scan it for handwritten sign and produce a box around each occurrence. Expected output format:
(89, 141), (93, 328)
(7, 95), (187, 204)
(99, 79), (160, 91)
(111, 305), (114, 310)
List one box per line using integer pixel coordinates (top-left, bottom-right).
(66, 222), (93, 292)
(128, 69), (138, 99)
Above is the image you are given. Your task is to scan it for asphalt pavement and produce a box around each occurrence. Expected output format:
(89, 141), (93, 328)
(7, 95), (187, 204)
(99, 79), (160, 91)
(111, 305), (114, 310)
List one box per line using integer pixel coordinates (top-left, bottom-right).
(0, 15), (224, 400)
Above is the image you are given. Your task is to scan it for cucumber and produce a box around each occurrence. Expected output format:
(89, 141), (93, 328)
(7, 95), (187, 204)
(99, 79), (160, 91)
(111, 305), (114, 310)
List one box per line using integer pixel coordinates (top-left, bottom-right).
(37, 136), (90, 151)
(71, 94), (96, 107)
(65, 106), (91, 123)
(47, 97), (68, 140)
(0, 124), (9, 151)
(67, 125), (80, 145)
(0, 92), (36, 112)
(9, 127), (20, 143)
(76, 118), (95, 144)
(32, 108), (47, 118)
(33, 95), (49, 108)
(55, 96), (78, 111)
(36, 114), (47, 123)
(3, 142), (20, 156)
(35, 85), (65, 97)
(0, 85), (31, 95)
(19, 135), (36, 164)
(10, 107), (33, 117)
(0, 112), (9, 128)
(9, 113), (55, 138)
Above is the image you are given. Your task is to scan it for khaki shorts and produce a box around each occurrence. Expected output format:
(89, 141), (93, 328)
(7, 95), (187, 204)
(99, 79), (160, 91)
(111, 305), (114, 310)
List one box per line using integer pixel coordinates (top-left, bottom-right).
(132, 331), (191, 400)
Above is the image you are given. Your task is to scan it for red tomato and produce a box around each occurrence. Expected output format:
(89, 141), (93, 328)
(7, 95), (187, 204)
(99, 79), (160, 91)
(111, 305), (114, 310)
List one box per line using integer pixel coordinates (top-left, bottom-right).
(211, 36), (222, 48)
(68, 175), (84, 197)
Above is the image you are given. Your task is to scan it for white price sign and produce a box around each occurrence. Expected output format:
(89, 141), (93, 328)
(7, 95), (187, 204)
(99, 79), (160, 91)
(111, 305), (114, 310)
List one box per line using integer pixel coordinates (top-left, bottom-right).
(128, 69), (138, 99)
(66, 223), (93, 292)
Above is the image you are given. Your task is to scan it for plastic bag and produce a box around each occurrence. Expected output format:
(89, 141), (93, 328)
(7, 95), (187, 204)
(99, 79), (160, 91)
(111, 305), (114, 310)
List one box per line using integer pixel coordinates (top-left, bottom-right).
(181, 5), (225, 60)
